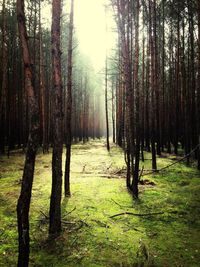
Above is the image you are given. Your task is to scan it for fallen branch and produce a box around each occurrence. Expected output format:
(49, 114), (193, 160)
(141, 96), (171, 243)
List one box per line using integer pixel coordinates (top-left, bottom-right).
(139, 166), (144, 181)
(109, 210), (182, 218)
(82, 164), (86, 173)
(106, 163), (113, 170)
(110, 211), (165, 218)
(111, 198), (133, 209)
(62, 219), (90, 233)
(61, 220), (77, 225)
(113, 167), (126, 175)
(63, 207), (76, 219)
(141, 144), (200, 177)
(40, 210), (48, 219)
(92, 219), (109, 228)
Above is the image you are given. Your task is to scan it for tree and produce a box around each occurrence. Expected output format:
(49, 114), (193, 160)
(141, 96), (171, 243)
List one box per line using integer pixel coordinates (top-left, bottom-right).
(0, 0), (8, 154)
(105, 6), (110, 151)
(64, 0), (74, 197)
(132, 0), (140, 198)
(49, 0), (63, 236)
(16, 0), (40, 265)
(197, 0), (200, 170)
(105, 53), (110, 151)
(149, 0), (157, 170)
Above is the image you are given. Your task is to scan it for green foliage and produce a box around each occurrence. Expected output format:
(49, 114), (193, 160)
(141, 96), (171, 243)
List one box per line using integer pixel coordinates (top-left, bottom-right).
(0, 140), (200, 266)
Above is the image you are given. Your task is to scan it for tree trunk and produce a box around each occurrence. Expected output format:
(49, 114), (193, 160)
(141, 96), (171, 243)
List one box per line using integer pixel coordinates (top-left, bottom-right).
(197, 0), (200, 170)
(132, 0), (140, 198)
(49, 0), (63, 236)
(0, 0), (8, 154)
(149, 0), (157, 170)
(112, 79), (116, 143)
(16, 0), (40, 265)
(64, 0), (74, 197)
(105, 53), (110, 151)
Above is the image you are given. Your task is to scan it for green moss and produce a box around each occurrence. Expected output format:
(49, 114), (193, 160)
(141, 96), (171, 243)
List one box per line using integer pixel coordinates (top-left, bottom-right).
(0, 139), (200, 266)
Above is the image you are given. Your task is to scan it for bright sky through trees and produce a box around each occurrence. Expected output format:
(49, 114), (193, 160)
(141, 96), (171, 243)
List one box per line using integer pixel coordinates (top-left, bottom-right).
(41, 0), (116, 71)
(74, 0), (116, 71)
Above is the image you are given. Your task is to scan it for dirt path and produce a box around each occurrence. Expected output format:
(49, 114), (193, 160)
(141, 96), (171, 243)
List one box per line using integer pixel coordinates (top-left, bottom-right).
(71, 140), (124, 179)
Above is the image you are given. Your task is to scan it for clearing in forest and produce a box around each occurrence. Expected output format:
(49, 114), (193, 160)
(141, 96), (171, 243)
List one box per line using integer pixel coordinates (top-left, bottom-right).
(0, 140), (200, 266)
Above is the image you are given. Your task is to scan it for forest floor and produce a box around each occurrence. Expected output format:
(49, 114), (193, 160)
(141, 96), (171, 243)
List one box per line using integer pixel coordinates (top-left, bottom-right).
(0, 139), (200, 267)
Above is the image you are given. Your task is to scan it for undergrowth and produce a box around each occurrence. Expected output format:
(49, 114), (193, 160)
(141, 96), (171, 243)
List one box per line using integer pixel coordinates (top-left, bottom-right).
(0, 139), (200, 266)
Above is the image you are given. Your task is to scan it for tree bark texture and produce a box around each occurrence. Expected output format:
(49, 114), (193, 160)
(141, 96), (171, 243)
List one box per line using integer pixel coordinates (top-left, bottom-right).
(16, 0), (40, 265)
(65, 0), (74, 197)
(49, 0), (63, 236)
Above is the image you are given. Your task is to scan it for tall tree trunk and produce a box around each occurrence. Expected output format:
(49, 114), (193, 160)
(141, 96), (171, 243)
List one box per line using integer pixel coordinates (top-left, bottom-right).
(64, 0), (74, 197)
(16, 0), (40, 265)
(38, 0), (48, 153)
(197, 0), (200, 170)
(0, 0), (8, 154)
(145, 35), (150, 152)
(149, 0), (157, 170)
(105, 53), (110, 151)
(132, 0), (140, 198)
(112, 79), (116, 143)
(49, 0), (63, 236)
(174, 9), (180, 155)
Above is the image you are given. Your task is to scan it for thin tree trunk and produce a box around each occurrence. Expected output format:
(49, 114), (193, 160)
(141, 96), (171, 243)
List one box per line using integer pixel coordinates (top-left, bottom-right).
(105, 53), (110, 151)
(16, 0), (40, 265)
(112, 79), (116, 143)
(49, 0), (63, 236)
(197, 0), (200, 170)
(132, 0), (140, 198)
(0, 0), (8, 154)
(149, 0), (157, 170)
(64, 0), (74, 197)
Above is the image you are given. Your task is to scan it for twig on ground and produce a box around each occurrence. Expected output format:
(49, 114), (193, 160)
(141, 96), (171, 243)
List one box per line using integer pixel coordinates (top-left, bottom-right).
(92, 219), (109, 228)
(111, 198), (133, 209)
(110, 211), (165, 218)
(40, 210), (49, 219)
(141, 144), (200, 177)
(139, 166), (144, 181)
(109, 210), (182, 219)
(106, 163), (113, 170)
(63, 207), (76, 219)
(61, 220), (77, 225)
(82, 164), (86, 173)
(79, 219), (90, 227)
(114, 167), (126, 175)
(62, 219), (90, 232)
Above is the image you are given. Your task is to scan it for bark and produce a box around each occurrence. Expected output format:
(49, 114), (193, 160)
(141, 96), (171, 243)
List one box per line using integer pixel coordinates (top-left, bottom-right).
(149, 0), (157, 170)
(132, 0), (140, 198)
(153, 0), (161, 156)
(174, 9), (180, 155)
(145, 35), (150, 152)
(64, 0), (74, 197)
(197, 0), (200, 170)
(16, 0), (40, 265)
(0, 0), (8, 154)
(112, 79), (116, 143)
(105, 53), (110, 151)
(38, 0), (48, 153)
(49, 0), (63, 236)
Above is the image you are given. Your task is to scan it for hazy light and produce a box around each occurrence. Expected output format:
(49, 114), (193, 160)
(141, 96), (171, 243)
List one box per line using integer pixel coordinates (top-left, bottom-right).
(41, 0), (116, 72)
(74, 0), (116, 71)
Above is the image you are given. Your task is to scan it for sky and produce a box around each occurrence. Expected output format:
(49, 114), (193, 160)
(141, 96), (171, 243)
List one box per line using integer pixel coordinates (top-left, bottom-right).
(41, 0), (116, 72)
(74, 0), (116, 71)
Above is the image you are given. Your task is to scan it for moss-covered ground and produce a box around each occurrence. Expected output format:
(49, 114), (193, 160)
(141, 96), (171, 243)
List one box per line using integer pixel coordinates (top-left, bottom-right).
(0, 140), (200, 266)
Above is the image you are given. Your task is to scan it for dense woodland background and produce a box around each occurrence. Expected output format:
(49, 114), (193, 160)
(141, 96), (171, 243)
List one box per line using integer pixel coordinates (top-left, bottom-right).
(1, 0), (200, 175)
(0, 0), (200, 266)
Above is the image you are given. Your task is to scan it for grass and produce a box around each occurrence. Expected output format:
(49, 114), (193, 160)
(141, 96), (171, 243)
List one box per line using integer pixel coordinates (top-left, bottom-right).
(0, 139), (200, 266)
